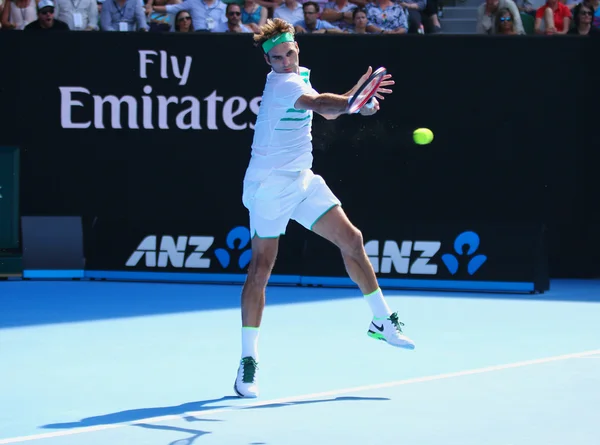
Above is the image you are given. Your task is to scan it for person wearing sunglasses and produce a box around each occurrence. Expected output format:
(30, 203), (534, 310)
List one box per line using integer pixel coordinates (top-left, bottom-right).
(174, 9), (193, 31)
(494, 7), (518, 33)
(568, 2), (599, 34)
(24, 0), (69, 29)
(211, 2), (252, 31)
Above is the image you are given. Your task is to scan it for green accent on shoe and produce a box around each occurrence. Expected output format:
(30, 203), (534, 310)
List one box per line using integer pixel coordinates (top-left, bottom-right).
(240, 357), (258, 384)
(368, 331), (386, 341)
(242, 326), (259, 330)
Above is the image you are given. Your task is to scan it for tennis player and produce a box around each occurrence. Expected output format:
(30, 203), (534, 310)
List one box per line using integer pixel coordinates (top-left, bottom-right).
(235, 18), (415, 398)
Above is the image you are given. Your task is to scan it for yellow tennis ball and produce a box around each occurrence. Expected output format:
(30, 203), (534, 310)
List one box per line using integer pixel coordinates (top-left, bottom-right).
(413, 128), (434, 145)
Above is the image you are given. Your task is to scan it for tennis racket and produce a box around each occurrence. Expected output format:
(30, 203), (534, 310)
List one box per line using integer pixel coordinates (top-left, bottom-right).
(347, 67), (387, 114)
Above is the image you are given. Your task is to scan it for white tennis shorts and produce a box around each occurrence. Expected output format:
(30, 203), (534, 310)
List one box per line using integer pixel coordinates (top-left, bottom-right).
(242, 169), (341, 238)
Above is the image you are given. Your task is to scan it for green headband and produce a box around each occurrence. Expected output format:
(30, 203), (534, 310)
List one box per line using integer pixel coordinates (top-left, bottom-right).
(262, 32), (295, 54)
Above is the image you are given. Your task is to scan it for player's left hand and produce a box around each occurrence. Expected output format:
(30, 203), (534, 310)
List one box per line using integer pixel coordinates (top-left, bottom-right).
(359, 97), (380, 116)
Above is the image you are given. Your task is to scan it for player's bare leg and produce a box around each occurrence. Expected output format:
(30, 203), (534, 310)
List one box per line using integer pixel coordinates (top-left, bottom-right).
(312, 206), (415, 350)
(235, 236), (279, 398)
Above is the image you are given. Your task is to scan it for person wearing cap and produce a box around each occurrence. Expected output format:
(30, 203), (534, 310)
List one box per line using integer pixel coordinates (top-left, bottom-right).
(24, 0), (70, 29)
(232, 18), (414, 400)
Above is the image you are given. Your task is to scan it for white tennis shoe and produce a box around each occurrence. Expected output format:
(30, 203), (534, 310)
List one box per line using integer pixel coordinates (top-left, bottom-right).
(367, 312), (416, 350)
(234, 356), (259, 398)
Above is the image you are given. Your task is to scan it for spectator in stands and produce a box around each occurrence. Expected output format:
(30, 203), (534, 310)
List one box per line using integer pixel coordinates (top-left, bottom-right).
(174, 9), (193, 30)
(494, 6), (519, 32)
(54, 0), (98, 29)
(212, 2), (251, 30)
(586, 0), (600, 27)
(476, 0), (524, 33)
(568, 2), (599, 33)
(320, 0), (357, 31)
(273, 0), (303, 25)
(147, 0), (181, 32)
(347, 6), (371, 32)
(101, 0), (147, 30)
(24, 0), (70, 28)
(240, 0), (267, 32)
(534, 0), (571, 33)
(1, 0), (37, 29)
(294, 1), (344, 32)
(365, 0), (408, 33)
(398, 0), (426, 33)
(421, 0), (442, 33)
(514, 0), (543, 14)
(150, 0), (226, 31)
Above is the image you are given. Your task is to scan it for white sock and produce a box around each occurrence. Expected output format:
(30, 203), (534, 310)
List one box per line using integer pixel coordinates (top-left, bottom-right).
(241, 327), (260, 361)
(364, 288), (392, 319)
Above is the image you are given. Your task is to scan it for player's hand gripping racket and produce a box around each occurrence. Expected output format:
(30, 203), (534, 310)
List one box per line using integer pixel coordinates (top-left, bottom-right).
(347, 67), (388, 114)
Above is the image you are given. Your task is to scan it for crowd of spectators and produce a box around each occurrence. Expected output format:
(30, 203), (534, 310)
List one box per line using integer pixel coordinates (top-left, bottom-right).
(476, 0), (599, 35)
(0, 0), (597, 35)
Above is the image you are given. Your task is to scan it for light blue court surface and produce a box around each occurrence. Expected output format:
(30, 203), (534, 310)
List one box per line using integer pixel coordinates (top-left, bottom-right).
(1, 279), (599, 445)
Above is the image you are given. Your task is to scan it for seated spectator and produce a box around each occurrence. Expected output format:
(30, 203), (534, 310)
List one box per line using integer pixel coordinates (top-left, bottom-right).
(476, 0), (524, 33)
(585, 0), (599, 27)
(568, 2), (599, 33)
(212, 2), (252, 30)
(241, 0), (266, 32)
(150, 0), (226, 31)
(101, 0), (147, 30)
(365, 0), (408, 33)
(398, 0), (426, 33)
(294, 1), (344, 32)
(54, 0), (98, 30)
(320, 0), (357, 31)
(494, 6), (519, 32)
(174, 9), (193, 30)
(347, 6), (371, 32)
(147, 0), (181, 32)
(513, 0), (545, 14)
(24, 0), (70, 29)
(420, 0), (442, 32)
(1, 0), (37, 30)
(273, 0), (303, 25)
(534, 0), (571, 33)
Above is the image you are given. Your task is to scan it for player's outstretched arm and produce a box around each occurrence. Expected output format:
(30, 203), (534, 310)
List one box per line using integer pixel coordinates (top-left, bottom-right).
(294, 92), (350, 117)
(298, 66), (394, 120)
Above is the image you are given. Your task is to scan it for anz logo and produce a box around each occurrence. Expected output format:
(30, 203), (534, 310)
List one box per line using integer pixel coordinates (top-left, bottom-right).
(125, 226), (252, 270)
(365, 231), (487, 277)
(441, 231), (487, 276)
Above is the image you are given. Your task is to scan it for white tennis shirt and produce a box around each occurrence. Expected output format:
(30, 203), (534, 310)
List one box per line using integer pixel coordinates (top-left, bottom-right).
(246, 67), (318, 181)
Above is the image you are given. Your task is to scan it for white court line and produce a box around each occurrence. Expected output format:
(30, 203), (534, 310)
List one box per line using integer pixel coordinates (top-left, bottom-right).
(2, 348), (599, 444)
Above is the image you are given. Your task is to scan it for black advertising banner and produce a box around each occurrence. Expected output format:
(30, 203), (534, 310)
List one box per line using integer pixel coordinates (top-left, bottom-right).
(0, 32), (596, 290)
(0, 147), (20, 249)
(300, 222), (548, 292)
(85, 217), (306, 283)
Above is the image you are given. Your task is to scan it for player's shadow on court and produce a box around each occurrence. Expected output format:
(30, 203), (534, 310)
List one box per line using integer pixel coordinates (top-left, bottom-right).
(241, 396), (390, 410)
(134, 422), (212, 445)
(40, 396), (238, 430)
(40, 395), (388, 431)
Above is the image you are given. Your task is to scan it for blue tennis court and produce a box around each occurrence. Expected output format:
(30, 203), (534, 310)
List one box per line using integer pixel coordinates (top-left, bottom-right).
(1, 279), (599, 445)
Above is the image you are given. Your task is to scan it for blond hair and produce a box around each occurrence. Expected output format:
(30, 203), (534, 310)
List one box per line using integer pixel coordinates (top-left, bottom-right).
(253, 18), (295, 49)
